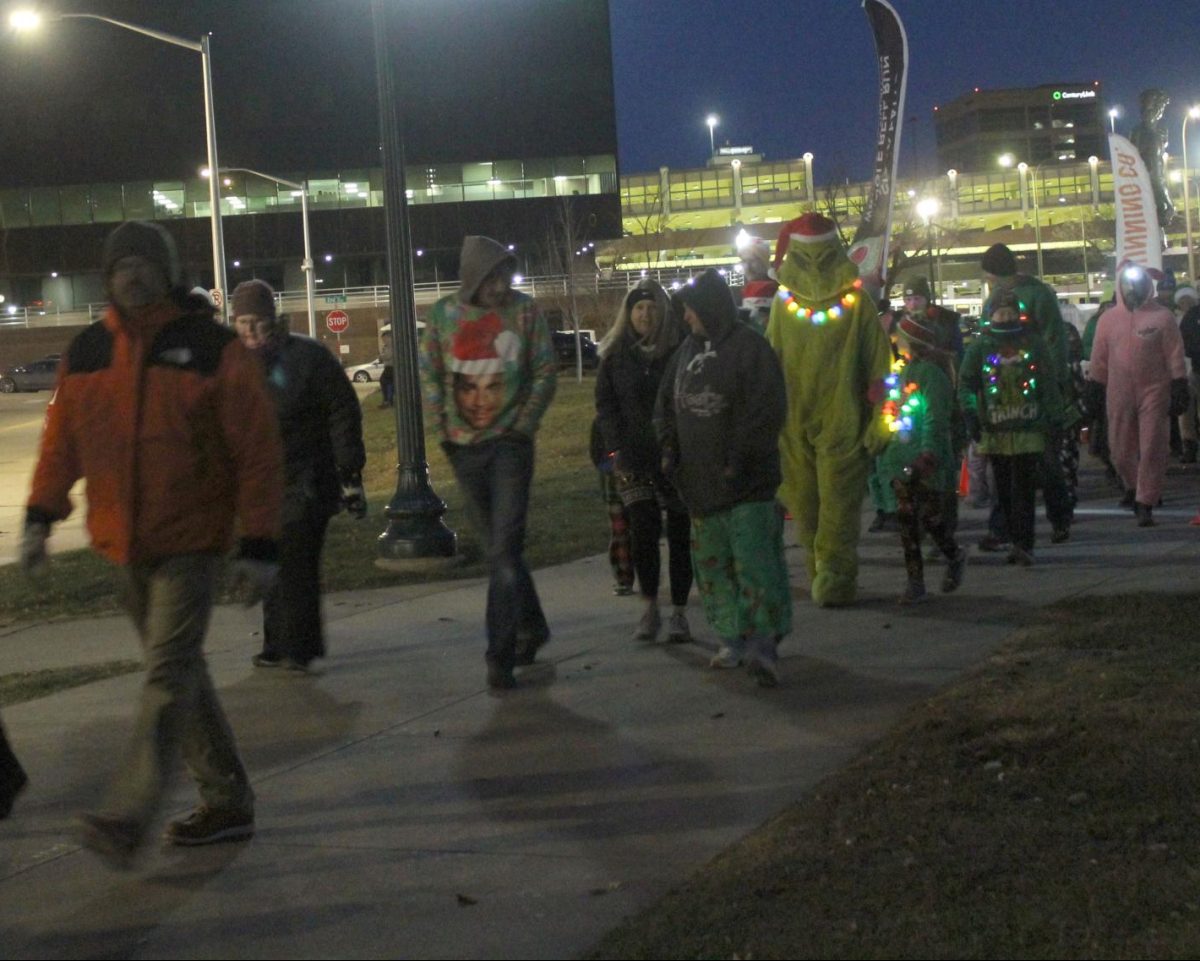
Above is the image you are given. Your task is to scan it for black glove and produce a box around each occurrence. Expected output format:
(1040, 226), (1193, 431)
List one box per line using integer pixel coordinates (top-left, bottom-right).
(340, 472), (368, 519)
(963, 410), (982, 443)
(1169, 377), (1190, 419)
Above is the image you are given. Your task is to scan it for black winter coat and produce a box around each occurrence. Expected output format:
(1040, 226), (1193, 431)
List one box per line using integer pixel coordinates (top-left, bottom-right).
(594, 337), (676, 474)
(262, 334), (366, 518)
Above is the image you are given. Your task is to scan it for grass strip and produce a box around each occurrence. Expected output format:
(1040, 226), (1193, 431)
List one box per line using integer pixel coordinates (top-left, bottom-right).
(0, 376), (602, 625)
(0, 660), (143, 707)
(590, 592), (1200, 960)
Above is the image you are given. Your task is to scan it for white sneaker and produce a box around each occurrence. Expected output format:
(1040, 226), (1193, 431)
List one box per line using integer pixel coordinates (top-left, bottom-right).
(666, 612), (692, 643)
(709, 643), (744, 669)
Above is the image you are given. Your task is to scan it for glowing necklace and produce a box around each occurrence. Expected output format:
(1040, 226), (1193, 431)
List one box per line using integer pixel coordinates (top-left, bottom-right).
(776, 277), (864, 325)
(881, 355), (922, 438)
(982, 350), (1037, 397)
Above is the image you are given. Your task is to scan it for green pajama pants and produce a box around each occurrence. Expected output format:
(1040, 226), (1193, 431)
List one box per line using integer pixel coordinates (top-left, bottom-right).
(690, 500), (792, 642)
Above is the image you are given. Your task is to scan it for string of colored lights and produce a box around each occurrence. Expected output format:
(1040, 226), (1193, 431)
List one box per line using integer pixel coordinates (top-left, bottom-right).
(775, 278), (864, 325)
(880, 356), (923, 438)
(982, 350), (1038, 397)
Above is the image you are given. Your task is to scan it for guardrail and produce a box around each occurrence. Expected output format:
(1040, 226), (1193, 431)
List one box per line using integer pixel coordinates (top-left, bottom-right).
(0, 271), (699, 330)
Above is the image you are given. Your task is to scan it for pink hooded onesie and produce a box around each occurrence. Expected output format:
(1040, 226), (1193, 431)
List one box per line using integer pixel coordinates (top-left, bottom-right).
(1089, 287), (1186, 506)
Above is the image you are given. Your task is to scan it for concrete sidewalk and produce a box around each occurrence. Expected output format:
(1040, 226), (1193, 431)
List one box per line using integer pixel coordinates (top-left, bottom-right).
(1, 465), (1198, 960)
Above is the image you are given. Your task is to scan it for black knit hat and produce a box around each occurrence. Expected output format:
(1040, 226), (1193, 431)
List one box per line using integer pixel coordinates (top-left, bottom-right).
(231, 279), (277, 319)
(981, 243), (1017, 278)
(902, 276), (932, 300)
(624, 286), (656, 312)
(677, 268), (737, 336)
(101, 221), (181, 286)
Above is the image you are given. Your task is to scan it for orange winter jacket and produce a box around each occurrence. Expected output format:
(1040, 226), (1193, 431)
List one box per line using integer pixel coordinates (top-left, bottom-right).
(27, 297), (284, 565)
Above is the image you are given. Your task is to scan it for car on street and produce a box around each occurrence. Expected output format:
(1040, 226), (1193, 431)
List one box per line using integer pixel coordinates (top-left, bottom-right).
(552, 330), (599, 370)
(345, 356), (387, 382)
(0, 356), (59, 393)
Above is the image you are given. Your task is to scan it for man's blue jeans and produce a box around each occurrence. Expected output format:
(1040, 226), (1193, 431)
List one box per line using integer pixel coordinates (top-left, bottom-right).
(446, 435), (549, 670)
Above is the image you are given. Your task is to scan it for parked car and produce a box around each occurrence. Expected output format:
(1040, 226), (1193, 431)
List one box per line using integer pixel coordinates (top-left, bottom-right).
(551, 330), (599, 370)
(0, 356), (59, 393)
(345, 356), (387, 382)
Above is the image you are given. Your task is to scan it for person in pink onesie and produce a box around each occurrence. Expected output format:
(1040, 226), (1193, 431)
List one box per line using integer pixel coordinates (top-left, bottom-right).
(1088, 262), (1189, 527)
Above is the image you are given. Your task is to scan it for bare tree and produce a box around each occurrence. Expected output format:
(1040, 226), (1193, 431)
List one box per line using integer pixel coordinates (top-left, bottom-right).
(624, 189), (669, 272)
(545, 194), (597, 382)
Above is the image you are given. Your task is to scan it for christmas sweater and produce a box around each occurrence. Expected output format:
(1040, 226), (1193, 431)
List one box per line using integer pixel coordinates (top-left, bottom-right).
(420, 290), (557, 446)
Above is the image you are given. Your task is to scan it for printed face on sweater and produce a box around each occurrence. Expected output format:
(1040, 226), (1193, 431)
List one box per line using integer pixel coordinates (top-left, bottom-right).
(454, 371), (504, 429)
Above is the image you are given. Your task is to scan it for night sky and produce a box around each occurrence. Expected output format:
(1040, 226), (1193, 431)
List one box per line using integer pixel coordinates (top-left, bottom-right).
(0, 0), (1196, 188)
(610, 0), (1199, 180)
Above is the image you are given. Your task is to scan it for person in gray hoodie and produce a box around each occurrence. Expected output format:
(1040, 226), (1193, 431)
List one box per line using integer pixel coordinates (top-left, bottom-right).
(420, 236), (558, 690)
(656, 269), (791, 686)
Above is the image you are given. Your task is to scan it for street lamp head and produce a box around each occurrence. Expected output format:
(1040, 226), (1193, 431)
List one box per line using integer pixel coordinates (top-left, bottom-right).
(9, 9), (42, 31)
(705, 114), (718, 130)
(1109, 107), (1119, 118)
(915, 197), (939, 223)
(998, 153), (1014, 168)
(1017, 161), (1029, 174)
(1190, 106), (1200, 120)
(1088, 155), (1099, 166)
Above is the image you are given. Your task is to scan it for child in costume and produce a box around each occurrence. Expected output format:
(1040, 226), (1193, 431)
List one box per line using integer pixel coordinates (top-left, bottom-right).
(959, 289), (1064, 566)
(656, 269), (791, 687)
(765, 213), (893, 606)
(876, 312), (967, 603)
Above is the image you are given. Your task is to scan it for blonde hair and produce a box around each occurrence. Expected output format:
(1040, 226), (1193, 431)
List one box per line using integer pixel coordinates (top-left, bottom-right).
(599, 279), (679, 359)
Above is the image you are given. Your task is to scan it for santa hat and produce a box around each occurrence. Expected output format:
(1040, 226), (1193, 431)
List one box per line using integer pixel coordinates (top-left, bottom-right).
(773, 213), (838, 269)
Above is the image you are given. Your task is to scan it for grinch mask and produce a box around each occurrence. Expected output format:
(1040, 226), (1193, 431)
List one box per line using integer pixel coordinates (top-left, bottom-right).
(777, 236), (860, 303)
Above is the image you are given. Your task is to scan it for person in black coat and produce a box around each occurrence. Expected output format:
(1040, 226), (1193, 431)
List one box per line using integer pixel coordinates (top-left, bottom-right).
(595, 280), (692, 644)
(232, 281), (367, 671)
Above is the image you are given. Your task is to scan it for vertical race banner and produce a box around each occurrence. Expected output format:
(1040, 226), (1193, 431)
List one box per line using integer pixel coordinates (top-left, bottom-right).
(847, 0), (908, 297)
(1108, 132), (1162, 271)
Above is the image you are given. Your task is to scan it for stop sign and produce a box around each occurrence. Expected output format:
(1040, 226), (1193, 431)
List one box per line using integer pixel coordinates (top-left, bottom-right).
(326, 309), (350, 334)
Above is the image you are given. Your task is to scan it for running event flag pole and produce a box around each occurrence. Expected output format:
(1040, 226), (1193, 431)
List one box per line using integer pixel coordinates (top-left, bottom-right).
(1108, 132), (1163, 271)
(847, 0), (908, 298)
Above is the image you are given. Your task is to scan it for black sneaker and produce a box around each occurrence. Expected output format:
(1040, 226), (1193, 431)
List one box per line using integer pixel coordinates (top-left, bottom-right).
(164, 805), (254, 846)
(1119, 489), (1136, 510)
(867, 510), (888, 533)
(79, 812), (141, 870)
(251, 653), (283, 668)
(1050, 527), (1070, 544)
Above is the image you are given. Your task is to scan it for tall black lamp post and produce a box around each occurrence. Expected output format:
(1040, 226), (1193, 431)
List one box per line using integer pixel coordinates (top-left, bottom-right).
(372, 0), (456, 566)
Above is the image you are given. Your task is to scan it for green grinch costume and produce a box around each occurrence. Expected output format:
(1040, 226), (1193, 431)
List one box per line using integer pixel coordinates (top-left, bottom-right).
(766, 213), (893, 606)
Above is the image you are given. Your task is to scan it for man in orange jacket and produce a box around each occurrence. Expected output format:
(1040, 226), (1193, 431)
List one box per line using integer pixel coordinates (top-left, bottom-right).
(22, 221), (284, 868)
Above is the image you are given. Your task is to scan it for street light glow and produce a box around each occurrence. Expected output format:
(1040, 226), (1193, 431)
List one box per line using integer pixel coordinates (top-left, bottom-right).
(9, 9), (42, 30)
(916, 197), (939, 223)
(706, 114), (718, 129)
(998, 153), (1014, 168)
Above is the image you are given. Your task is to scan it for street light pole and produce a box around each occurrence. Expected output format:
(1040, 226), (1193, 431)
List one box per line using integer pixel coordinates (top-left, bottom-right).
(10, 11), (228, 317)
(1183, 106), (1200, 282)
(1018, 161), (1045, 278)
(209, 167), (316, 338)
(706, 114), (718, 158)
(371, 0), (456, 565)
